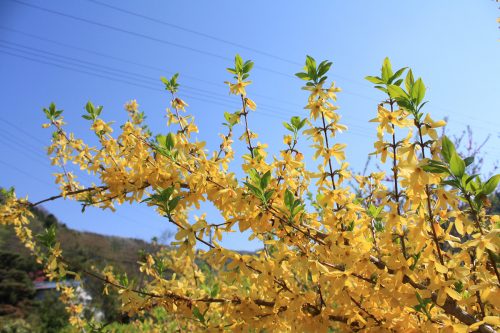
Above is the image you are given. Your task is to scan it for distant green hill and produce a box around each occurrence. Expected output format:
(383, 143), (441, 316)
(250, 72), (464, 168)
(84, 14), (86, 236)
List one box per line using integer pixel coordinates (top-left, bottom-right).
(0, 194), (158, 330)
(0, 191), (260, 332)
(0, 202), (156, 279)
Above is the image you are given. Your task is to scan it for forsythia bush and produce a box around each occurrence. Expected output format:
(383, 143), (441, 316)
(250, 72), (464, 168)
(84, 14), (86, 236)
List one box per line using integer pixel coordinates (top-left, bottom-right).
(1, 56), (499, 332)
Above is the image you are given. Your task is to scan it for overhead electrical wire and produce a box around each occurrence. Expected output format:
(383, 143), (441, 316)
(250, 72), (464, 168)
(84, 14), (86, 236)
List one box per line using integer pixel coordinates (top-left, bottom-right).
(0, 39), (377, 133)
(0, 26), (301, 107)
(85, 0), (372, 89)
(1, 44), (496, 145)
(8, 0), (293, 79)
(1, 25), (496, 133)
(0, 159), (53, 186)
(0, 46), (379, 138)
(2, 1), (498, 134)
(86, 0), (302, 67)
(2, 40), (496, 139)
(0, 40), (310, 116)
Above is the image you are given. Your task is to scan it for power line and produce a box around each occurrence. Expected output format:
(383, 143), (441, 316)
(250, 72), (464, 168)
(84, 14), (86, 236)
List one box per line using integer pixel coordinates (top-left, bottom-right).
(0, 46), (492, 144)
(0, 116), (47, 144)
(0, 44), (290, 119)
(0, 127), (99, 187)
(0, 48), (249, 115)
(0, 158), (53, 186)
(0, 26), (220, 87)
(0, 24), (374, 114)
(0, 132), (49, 163)
(0, 39), (378, 133)
(0, 40), (318, 117)
(2, 25), (496, 134)
(8, 0), (292, 79)
(1, 38), (496, 141)
(86, 0), (301, 67)
(0, 46), (369, 137)
(85, 0), (373, 90)
(6, 1), (499, 132)
(0, 32), (380, 126)
(0, 26), (300, 107)
(0, 40), (239, 106)
(0, 42), (391, 135)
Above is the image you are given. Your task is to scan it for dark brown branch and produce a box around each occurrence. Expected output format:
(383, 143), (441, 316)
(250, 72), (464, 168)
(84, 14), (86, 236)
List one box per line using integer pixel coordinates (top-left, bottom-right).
(30, 186), (108, 207)
(240, 95), (255, 159)
(387, 99), (407, 259)
(464, 194), (500, 285)
(416, 124), (447, 272)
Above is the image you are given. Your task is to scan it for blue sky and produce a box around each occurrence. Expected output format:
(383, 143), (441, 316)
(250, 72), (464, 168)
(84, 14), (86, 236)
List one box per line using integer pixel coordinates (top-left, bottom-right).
(1, 1), (499, 251)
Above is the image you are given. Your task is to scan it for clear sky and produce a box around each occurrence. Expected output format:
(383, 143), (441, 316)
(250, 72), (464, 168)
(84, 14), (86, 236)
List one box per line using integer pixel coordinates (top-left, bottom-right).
(1, 0), (499, 251)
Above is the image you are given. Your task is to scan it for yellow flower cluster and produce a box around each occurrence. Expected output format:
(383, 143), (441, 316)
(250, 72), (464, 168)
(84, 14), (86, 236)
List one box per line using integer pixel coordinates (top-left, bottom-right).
(0, 56), (498, 332)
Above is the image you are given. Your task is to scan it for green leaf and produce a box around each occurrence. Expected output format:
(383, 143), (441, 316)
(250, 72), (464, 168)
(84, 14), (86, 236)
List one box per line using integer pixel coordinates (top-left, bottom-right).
(463, 156), (474, 167)
(465, 174), (479, 186)
(317, 60), (332, 77)
(291, 116), (301, 129)
(0, 187), (15, 199)
(36, 225), (57, 248)
(374, 86), (388, 93)
(295, 72), (310, 81)
(297, 118), (307, 131)
(441, 136), (456, 163)
(260, 171), (272, 189)
(305, 55), (317, 72)
(193, 307), (205, 324)
(483, 174), (500, 195)
(156, 135), (166, 147)
(162, 187), (175, 201)
(292, 203), (304, 217)
(422, 164), (450, 174)
(264, 190), (274, 202)
(387, 85), (407, 99)
(165, 133), (176, 150)
(449, 152), (465, 178)
(245, 182), (262, 197)
(168, 196), (182, 211)
(284, 189), (294, 209)
(389, 67), (407, 83)
(160, 76), (169, 85)
(381, 57), (393, 81)
(393, 78), (404, 87)
(442, 179), (461, 188)
(427, 159), (447, 166)
(405, 69), (414, 92)
(367, 204), (383, 218)
(96, 106), (103, 116)
(211, 283), (220, 298)
(242, 60), (254, 73)
(365, 76), (384, 84)
(235, 54), (243, 72)
(415, 292), (423, 304)
(411, 78), (426, 105)
(248, 169), (260, 185)
(283, 122), (294, 132)
(85, 101), (95, 115)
